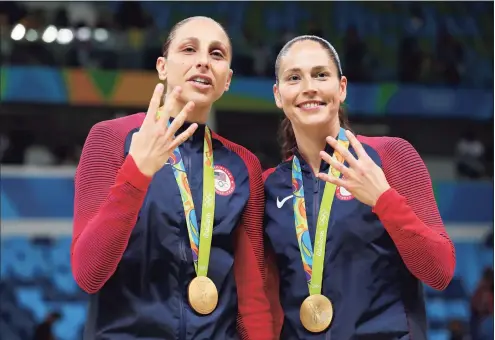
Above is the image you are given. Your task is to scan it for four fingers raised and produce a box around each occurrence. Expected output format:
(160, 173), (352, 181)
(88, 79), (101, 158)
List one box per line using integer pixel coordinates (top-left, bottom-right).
(163, 101), (196, 142)
(168, 124), (199, 151)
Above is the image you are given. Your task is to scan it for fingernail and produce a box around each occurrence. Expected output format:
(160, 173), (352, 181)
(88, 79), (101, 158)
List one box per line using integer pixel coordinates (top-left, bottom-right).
(156, 83), (164, 91)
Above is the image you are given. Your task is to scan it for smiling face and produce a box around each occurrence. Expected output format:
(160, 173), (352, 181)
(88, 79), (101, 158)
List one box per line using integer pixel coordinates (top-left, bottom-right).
(156, 17), (233, 109)
(274, 38), (347, 132)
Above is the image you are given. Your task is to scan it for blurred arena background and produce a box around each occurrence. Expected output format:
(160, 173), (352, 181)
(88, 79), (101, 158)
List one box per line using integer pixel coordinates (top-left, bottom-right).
(0, 1), (493, 340)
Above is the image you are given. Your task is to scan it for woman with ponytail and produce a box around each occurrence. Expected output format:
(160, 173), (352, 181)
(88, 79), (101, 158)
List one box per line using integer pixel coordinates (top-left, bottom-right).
(72, 16), (274, 340)
(263, 35), (455, 339)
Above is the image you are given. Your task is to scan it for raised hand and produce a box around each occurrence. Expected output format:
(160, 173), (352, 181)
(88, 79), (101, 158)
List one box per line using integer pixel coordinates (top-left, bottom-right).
(317, 130), (391, 207)
(129, 84), (197, 177)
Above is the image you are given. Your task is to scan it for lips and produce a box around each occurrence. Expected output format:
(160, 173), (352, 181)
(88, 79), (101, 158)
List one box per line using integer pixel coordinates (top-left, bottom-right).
(296, 100), (327, 109)
(187, 75), (212, 86)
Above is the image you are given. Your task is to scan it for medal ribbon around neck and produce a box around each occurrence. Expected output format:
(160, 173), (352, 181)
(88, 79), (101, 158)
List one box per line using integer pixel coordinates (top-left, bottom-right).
(165, 118), (216, 277)
(291, 128), (349, 296)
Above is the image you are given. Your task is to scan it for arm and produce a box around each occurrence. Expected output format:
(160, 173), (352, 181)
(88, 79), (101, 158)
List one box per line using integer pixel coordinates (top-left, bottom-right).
(233, 155), (274, 340)
(71, 122), (152, 294)
(265, 242), (284, 337)
(368, 137), (456, 290)
(262, 169), (284, 337)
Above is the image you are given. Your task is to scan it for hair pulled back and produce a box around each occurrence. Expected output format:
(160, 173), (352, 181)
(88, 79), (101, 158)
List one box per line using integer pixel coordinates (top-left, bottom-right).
(275, 35), (350, 159)
(159, 16), (231, 90)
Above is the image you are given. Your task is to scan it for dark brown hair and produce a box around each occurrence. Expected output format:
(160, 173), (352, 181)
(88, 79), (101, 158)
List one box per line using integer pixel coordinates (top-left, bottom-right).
(275, 35), (351, 159)
(161, 16), (231, 58)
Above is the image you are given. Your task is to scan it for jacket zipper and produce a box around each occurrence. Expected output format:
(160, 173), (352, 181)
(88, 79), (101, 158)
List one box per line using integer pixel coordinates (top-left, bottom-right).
(179, 142), (191, 340)
(312, 174), (320, 235)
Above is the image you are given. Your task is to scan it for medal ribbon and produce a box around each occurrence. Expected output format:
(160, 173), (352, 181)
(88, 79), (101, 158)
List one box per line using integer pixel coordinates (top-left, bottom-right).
(292, 128), (349, 295)
(167, 122), (215, 277)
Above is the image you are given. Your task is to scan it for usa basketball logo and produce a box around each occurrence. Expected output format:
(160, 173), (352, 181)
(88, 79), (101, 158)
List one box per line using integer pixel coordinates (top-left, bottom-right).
(214, 165), (235, 196)
(336, 182), (354, 201)
(168, 149), (181, 165)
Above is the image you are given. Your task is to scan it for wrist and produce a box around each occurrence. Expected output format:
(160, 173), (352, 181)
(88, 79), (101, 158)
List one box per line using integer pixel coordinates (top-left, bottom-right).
(116, 155), (153, 191)
(372, 184), (391, 207)
(130, 154), (155, 178)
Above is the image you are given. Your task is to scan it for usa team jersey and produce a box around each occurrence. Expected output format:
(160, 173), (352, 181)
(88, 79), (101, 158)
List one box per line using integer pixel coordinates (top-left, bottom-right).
(72, 113), (273, 340)
(263, 136), (456, 340)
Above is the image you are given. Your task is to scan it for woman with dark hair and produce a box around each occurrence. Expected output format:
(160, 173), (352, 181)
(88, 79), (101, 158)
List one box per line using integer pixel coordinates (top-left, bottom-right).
(72, 16), (274, 340)
(263, 35), (456, 339)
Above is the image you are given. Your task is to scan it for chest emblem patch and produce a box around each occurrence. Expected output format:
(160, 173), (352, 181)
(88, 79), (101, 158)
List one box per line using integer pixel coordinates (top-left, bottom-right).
(336, 185), (354, 201)
(214, 165), (235, 196)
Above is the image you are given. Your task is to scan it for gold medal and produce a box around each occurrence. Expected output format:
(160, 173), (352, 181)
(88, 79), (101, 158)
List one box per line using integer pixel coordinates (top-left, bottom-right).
(188, 276), (218, 315)
(300, 294), (333, 333)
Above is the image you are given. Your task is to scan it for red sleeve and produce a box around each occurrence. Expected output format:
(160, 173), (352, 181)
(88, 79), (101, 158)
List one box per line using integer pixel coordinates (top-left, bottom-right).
(263, 168), (284, 337)
(71, 119), (152, 294)
(360, 136), (456, 290)
(216, 136), (274, 340)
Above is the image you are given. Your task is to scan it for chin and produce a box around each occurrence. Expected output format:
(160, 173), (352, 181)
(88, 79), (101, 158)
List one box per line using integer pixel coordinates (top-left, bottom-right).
(296, 110), (332, 127)
(181, 90), (215, 106)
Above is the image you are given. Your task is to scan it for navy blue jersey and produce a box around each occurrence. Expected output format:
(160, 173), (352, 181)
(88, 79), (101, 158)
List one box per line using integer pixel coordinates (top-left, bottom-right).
(72, 113), (273, 340)
(263, 136), (455, 340)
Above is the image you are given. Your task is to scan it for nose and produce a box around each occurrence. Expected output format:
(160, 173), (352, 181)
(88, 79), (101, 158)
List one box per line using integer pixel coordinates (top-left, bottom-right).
(301, 78), (317, 96)
(195, 52), (210, 70)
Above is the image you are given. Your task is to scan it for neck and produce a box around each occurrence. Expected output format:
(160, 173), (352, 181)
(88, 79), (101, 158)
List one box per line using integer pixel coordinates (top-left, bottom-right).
(161, 92), (211, 124)
(293, 118), (340, 174)
(169, 102), (211, 125)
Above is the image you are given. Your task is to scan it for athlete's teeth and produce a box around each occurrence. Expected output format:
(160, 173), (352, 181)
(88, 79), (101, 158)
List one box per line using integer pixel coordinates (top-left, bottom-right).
(302, 102), (320, 108)
(193, 78), (208, 84)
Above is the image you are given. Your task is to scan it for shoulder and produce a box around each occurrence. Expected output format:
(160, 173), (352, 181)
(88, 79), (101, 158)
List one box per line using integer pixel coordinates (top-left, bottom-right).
(358, 135), (429, 185)
(262, 167), (277, 183)
(357, 135), (421, 163)
(212, 132), (262, 176)
(262, 154), (293, 184)
(79, 113), (146, 173)
(78, 114), (145, 174)
(262, 161), (291, 192)
(358, 135), (415, 153)
(86, 113), (146, 144)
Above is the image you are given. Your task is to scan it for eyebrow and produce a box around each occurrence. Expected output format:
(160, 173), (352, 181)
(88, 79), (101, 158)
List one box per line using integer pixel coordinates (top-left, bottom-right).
(283, 65), (329, 75)
(179, 37), (229, 53)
